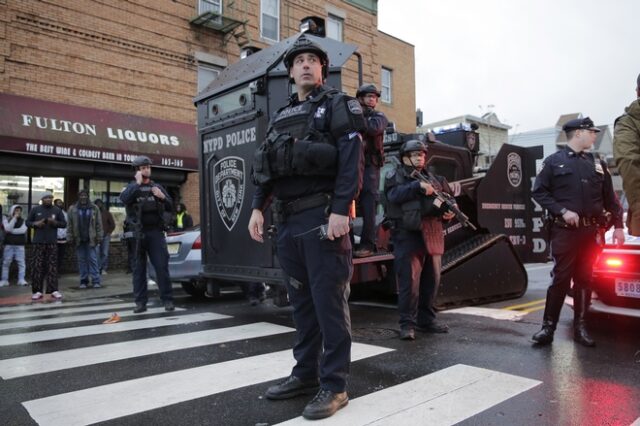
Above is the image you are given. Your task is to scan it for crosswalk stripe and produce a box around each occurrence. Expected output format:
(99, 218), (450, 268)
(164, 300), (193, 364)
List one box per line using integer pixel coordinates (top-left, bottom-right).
(276, 364), (541, 425)
(0, 312), (229, 346)
(447, 307), (527, 321)
(0, 306), (185, 331)
(22, 342), (393, 426)
(0, 302), (136, 321)
(0, 322), (294, 379)
(0, 298), (122, 313)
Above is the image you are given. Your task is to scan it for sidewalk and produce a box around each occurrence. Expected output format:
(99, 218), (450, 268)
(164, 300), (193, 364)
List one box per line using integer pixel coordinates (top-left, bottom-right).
(0, 271), (135, 306)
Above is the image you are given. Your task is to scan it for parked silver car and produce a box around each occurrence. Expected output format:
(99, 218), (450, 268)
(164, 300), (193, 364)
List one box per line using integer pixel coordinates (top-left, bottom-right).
(149, 226), (207, 297)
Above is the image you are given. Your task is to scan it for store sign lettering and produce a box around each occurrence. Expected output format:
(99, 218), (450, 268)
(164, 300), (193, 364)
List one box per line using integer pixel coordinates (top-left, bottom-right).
(21, 114), (181, 146)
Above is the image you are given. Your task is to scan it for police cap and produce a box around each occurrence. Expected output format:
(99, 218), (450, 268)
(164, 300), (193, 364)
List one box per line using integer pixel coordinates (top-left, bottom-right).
(283, 35), (329, 79)
(562, 117), (601, 133)
(400, 140), (428, 157)
(356, 84), (381, 98)
(132, 155), (152, 168)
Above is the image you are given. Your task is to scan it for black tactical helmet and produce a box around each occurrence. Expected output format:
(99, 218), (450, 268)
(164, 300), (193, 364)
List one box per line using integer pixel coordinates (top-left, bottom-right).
(399, 140), (428, 157)
(356, 84), (381, 98)
(283, 35), (329, 79)
(132, 155), (152, 168)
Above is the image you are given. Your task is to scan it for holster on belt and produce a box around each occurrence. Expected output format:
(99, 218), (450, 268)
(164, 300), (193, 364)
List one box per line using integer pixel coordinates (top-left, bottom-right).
(271, 193), (331, 224)
(553, 215), (607, 229)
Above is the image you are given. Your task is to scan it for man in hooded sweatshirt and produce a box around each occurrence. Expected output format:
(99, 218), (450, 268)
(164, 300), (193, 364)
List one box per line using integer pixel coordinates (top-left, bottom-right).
(613, 73), (640, 236)
(0, 205), (28, 286)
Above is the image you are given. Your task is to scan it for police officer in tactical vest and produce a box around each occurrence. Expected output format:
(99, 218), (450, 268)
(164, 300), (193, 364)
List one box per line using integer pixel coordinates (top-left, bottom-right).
(532, 117), (624, 347)
(248, 34), (364, 420)
(353, 84), (389, 258)
(384, 140), (455, 340)
(120, 155), (175, 313)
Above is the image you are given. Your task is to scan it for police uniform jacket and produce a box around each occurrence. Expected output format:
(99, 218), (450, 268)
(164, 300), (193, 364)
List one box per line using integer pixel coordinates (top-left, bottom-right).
(613, 98), (640, 235)
(362, 108), (388, 167)
(252, 85), (364, 216)
(532, 146), (623, 228)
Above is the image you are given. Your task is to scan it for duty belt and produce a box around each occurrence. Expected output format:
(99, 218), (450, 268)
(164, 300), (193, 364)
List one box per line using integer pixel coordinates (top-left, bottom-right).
(553, 216), (605, 229)
(271, 193), (331, 223)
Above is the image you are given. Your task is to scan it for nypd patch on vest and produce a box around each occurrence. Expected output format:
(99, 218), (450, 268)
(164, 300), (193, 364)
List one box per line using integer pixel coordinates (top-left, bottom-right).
(347, 99), (363, 115)
(213, 156), (245, 231)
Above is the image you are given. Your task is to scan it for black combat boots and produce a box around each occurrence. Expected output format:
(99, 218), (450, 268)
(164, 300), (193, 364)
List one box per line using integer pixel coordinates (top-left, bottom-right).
(573, 289), (595, 347)
(532, 320), (556, 345)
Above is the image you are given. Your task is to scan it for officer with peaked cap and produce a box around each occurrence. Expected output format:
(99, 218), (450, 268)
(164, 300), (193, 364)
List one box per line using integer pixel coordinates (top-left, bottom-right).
(532, 117), (625, 347)
(249, 34), (365, 420)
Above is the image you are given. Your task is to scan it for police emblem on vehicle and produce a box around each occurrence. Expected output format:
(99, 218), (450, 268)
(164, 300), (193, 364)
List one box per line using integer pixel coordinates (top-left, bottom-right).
(507, 152), (522, 188)
(213, 156), (245, 231)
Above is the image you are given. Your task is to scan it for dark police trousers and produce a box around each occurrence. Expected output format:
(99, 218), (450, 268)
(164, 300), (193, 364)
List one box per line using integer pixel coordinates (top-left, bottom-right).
(543, 226), (601, 324)
(393, 229), (438, 329)
(358, 164), (380, 249)
(132, 228), (173, 305)
(276, 205), (352, 393)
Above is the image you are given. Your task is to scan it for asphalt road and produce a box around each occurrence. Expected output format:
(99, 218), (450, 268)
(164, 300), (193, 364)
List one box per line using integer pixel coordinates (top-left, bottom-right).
(0, 264), (639, 426)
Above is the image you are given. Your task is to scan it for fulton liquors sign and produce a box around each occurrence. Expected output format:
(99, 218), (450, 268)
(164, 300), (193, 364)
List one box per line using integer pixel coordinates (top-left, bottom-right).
(0, 93), (197, 170)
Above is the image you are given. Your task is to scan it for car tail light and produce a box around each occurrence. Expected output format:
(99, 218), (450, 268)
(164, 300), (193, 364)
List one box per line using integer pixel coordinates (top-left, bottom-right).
(604, 257), (623, 268)
(192, 234), (202, 250)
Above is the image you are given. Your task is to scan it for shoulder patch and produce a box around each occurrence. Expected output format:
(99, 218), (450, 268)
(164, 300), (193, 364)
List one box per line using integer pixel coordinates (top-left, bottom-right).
(347, 99), (363, 115)
(385, 169), (397, 180)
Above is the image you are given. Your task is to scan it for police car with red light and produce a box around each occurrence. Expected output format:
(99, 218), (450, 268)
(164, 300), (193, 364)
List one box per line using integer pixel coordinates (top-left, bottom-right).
(588, 212), (640, 317)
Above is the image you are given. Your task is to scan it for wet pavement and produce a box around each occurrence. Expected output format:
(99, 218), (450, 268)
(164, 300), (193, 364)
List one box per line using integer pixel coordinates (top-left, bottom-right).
(0, 265), (639, 425)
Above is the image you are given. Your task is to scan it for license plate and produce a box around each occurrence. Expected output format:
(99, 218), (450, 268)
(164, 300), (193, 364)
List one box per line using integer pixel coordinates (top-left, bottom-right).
(167, 243), (180, 255)
(615, 278), (640, 299)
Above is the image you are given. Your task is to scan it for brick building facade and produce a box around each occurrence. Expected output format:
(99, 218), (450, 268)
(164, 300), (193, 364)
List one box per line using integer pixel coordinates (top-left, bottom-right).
(0, 0), (414, 271)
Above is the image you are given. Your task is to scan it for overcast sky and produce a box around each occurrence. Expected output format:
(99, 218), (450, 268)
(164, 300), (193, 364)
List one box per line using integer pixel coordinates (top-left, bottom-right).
(377, 0), (640, 133)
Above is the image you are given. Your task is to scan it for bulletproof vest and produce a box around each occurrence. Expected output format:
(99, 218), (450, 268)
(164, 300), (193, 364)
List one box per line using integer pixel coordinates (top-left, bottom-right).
(384, 167), (444, 231)
(136, 185), (158, 213)
(126, 183), (165, 229)
(252, 89), (340, 185)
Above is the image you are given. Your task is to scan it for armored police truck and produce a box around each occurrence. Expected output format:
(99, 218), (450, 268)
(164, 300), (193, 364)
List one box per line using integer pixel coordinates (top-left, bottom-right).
(194, 29), (546, 308)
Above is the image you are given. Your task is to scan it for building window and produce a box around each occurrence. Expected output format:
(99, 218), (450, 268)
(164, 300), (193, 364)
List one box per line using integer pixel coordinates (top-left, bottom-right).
(198, 0), (222, 15)
(198, 0), (222, 25)
(260, 0), (279, 42)
(381, 67), (392, 103)
(327, 14), (343, 41)
(197, 64), (221, 94)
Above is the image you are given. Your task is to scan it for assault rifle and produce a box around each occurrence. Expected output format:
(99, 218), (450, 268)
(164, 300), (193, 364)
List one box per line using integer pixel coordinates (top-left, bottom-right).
(410, 169), (477, 231)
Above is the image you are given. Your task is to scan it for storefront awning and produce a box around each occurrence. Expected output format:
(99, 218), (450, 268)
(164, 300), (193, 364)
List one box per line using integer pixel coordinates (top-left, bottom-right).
(0, 93), (198, 171)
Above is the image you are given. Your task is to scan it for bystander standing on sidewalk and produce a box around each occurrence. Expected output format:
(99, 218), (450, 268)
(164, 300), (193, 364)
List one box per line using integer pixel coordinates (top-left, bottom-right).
(26, 192), (67, 300)
(171, 203), (193, 232)
(54, 199), (69, 273)
(94, 199), (115, 275)
(67, 190), (103, 289)
(1, 205), (28, 286)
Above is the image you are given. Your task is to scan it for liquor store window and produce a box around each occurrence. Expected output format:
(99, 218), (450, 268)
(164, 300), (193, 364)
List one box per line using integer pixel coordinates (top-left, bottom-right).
(260, 0), (280, 42)
(381, 67), (392, 104)
(0, 175), (65, 214)
(88, 179), (130, 241)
